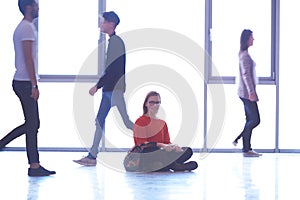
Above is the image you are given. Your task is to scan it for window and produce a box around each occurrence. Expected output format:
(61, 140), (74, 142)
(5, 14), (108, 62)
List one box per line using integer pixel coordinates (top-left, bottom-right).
(207, 0), (275, 84)
(104, 0), (205, 149)
(279, 0), (300, 150)
(38, 0), (99, 81)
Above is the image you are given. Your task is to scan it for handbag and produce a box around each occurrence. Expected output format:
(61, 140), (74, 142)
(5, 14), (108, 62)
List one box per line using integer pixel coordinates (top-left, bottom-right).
(123, 142), (158, 172)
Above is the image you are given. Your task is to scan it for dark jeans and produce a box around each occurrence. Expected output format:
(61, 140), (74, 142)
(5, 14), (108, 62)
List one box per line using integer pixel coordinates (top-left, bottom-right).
(89, 90), (133, 158)
(240, 98), (260, 152)
(0, 81), (40, 164)
(140, 147), (193, 172)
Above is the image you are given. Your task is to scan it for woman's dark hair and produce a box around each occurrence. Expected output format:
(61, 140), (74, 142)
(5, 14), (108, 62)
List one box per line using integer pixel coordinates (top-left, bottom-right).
(240, 29), (253, 51)
(18, 0), (36, 15)
(143, 91), (160, 115)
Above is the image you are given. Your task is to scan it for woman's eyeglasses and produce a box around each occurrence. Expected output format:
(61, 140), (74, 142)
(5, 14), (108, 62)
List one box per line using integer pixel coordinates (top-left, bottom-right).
(148, 101), (161, 105)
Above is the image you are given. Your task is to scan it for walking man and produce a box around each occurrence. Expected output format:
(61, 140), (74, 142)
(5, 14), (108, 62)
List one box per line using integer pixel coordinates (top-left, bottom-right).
(74, 11), (133, 166)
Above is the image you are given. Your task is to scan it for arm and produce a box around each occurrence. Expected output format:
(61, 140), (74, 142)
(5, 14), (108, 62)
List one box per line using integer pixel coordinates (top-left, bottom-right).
(95, 56), (125, 89)
(95, 37), (125, 91)
(133, 119), (149, 145)
(156, 122), (182, 152)
(156, 143), (183, 152)
(23, 40), (39, 100)
(90, 55), (124, 96)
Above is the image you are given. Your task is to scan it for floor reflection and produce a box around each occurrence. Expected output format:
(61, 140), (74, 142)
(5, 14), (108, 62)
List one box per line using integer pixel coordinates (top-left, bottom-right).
(0, 152), (298, 200)
(242, 157), (260, 200)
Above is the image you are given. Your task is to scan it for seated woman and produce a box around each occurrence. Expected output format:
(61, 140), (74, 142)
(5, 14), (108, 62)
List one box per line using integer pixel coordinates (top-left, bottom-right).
(133, 91), (198, 172)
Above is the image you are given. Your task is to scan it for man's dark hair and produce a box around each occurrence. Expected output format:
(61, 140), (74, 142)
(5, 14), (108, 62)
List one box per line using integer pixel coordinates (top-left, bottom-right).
(103, 11), (120, 28)
(18, 0), (36, 15)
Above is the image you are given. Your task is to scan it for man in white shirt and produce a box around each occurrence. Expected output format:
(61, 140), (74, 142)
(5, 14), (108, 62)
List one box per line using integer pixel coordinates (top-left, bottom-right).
(0, 0), (55, 176)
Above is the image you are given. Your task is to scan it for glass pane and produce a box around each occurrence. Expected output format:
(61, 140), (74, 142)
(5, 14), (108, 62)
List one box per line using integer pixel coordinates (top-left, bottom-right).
(106, 0), (204, 48)
(211, 0), (271, 78)
(104, 50), (204, 149)
(38, 0), (99, 75)
(39, 83), (84, 148)
(1, 83), (85, 148)
(279, 0), (300, 149)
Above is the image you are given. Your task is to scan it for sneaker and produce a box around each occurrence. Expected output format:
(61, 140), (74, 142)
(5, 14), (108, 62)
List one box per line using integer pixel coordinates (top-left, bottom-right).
(28, 166), (56, 177)
(73, 156), (96, 166)
(250, 150), (262, 156)
(243, 150), (262, 157)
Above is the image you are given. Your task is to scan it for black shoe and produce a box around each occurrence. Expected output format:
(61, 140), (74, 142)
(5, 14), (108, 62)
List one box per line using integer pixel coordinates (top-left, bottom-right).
(28, 166), (56, 177)
(171, 161), (198, 172)
(183, 161), (198, 171)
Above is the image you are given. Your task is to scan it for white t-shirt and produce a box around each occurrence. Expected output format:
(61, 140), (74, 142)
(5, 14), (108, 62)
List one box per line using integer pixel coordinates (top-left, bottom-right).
(13, 19), (38, 81)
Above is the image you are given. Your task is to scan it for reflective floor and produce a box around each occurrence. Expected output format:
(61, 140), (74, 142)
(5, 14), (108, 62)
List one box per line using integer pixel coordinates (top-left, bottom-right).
(0, 151), (299, 200)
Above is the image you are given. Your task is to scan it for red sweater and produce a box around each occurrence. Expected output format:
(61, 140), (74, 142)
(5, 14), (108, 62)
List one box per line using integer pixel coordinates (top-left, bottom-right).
(134, 115), (171, 145)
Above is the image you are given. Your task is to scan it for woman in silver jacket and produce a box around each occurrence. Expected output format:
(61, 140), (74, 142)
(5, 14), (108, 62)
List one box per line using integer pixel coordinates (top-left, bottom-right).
(233, 29), (261, 157)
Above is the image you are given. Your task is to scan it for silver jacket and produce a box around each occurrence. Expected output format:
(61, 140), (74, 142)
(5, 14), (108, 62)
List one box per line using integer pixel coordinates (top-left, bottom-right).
(237, 50), (258, 101)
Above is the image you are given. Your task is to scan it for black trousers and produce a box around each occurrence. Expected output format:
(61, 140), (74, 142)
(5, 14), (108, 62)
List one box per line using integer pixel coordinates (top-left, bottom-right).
(140, 146), (193, 172)
(240, 98), (260, 152)
(0, 81), (40, 164)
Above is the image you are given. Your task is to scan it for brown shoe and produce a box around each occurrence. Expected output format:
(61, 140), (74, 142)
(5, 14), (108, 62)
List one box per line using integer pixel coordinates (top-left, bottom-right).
(243, 150), (262, 157)
(73, 156), (97, 166)
(250, 150), (262, 156)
